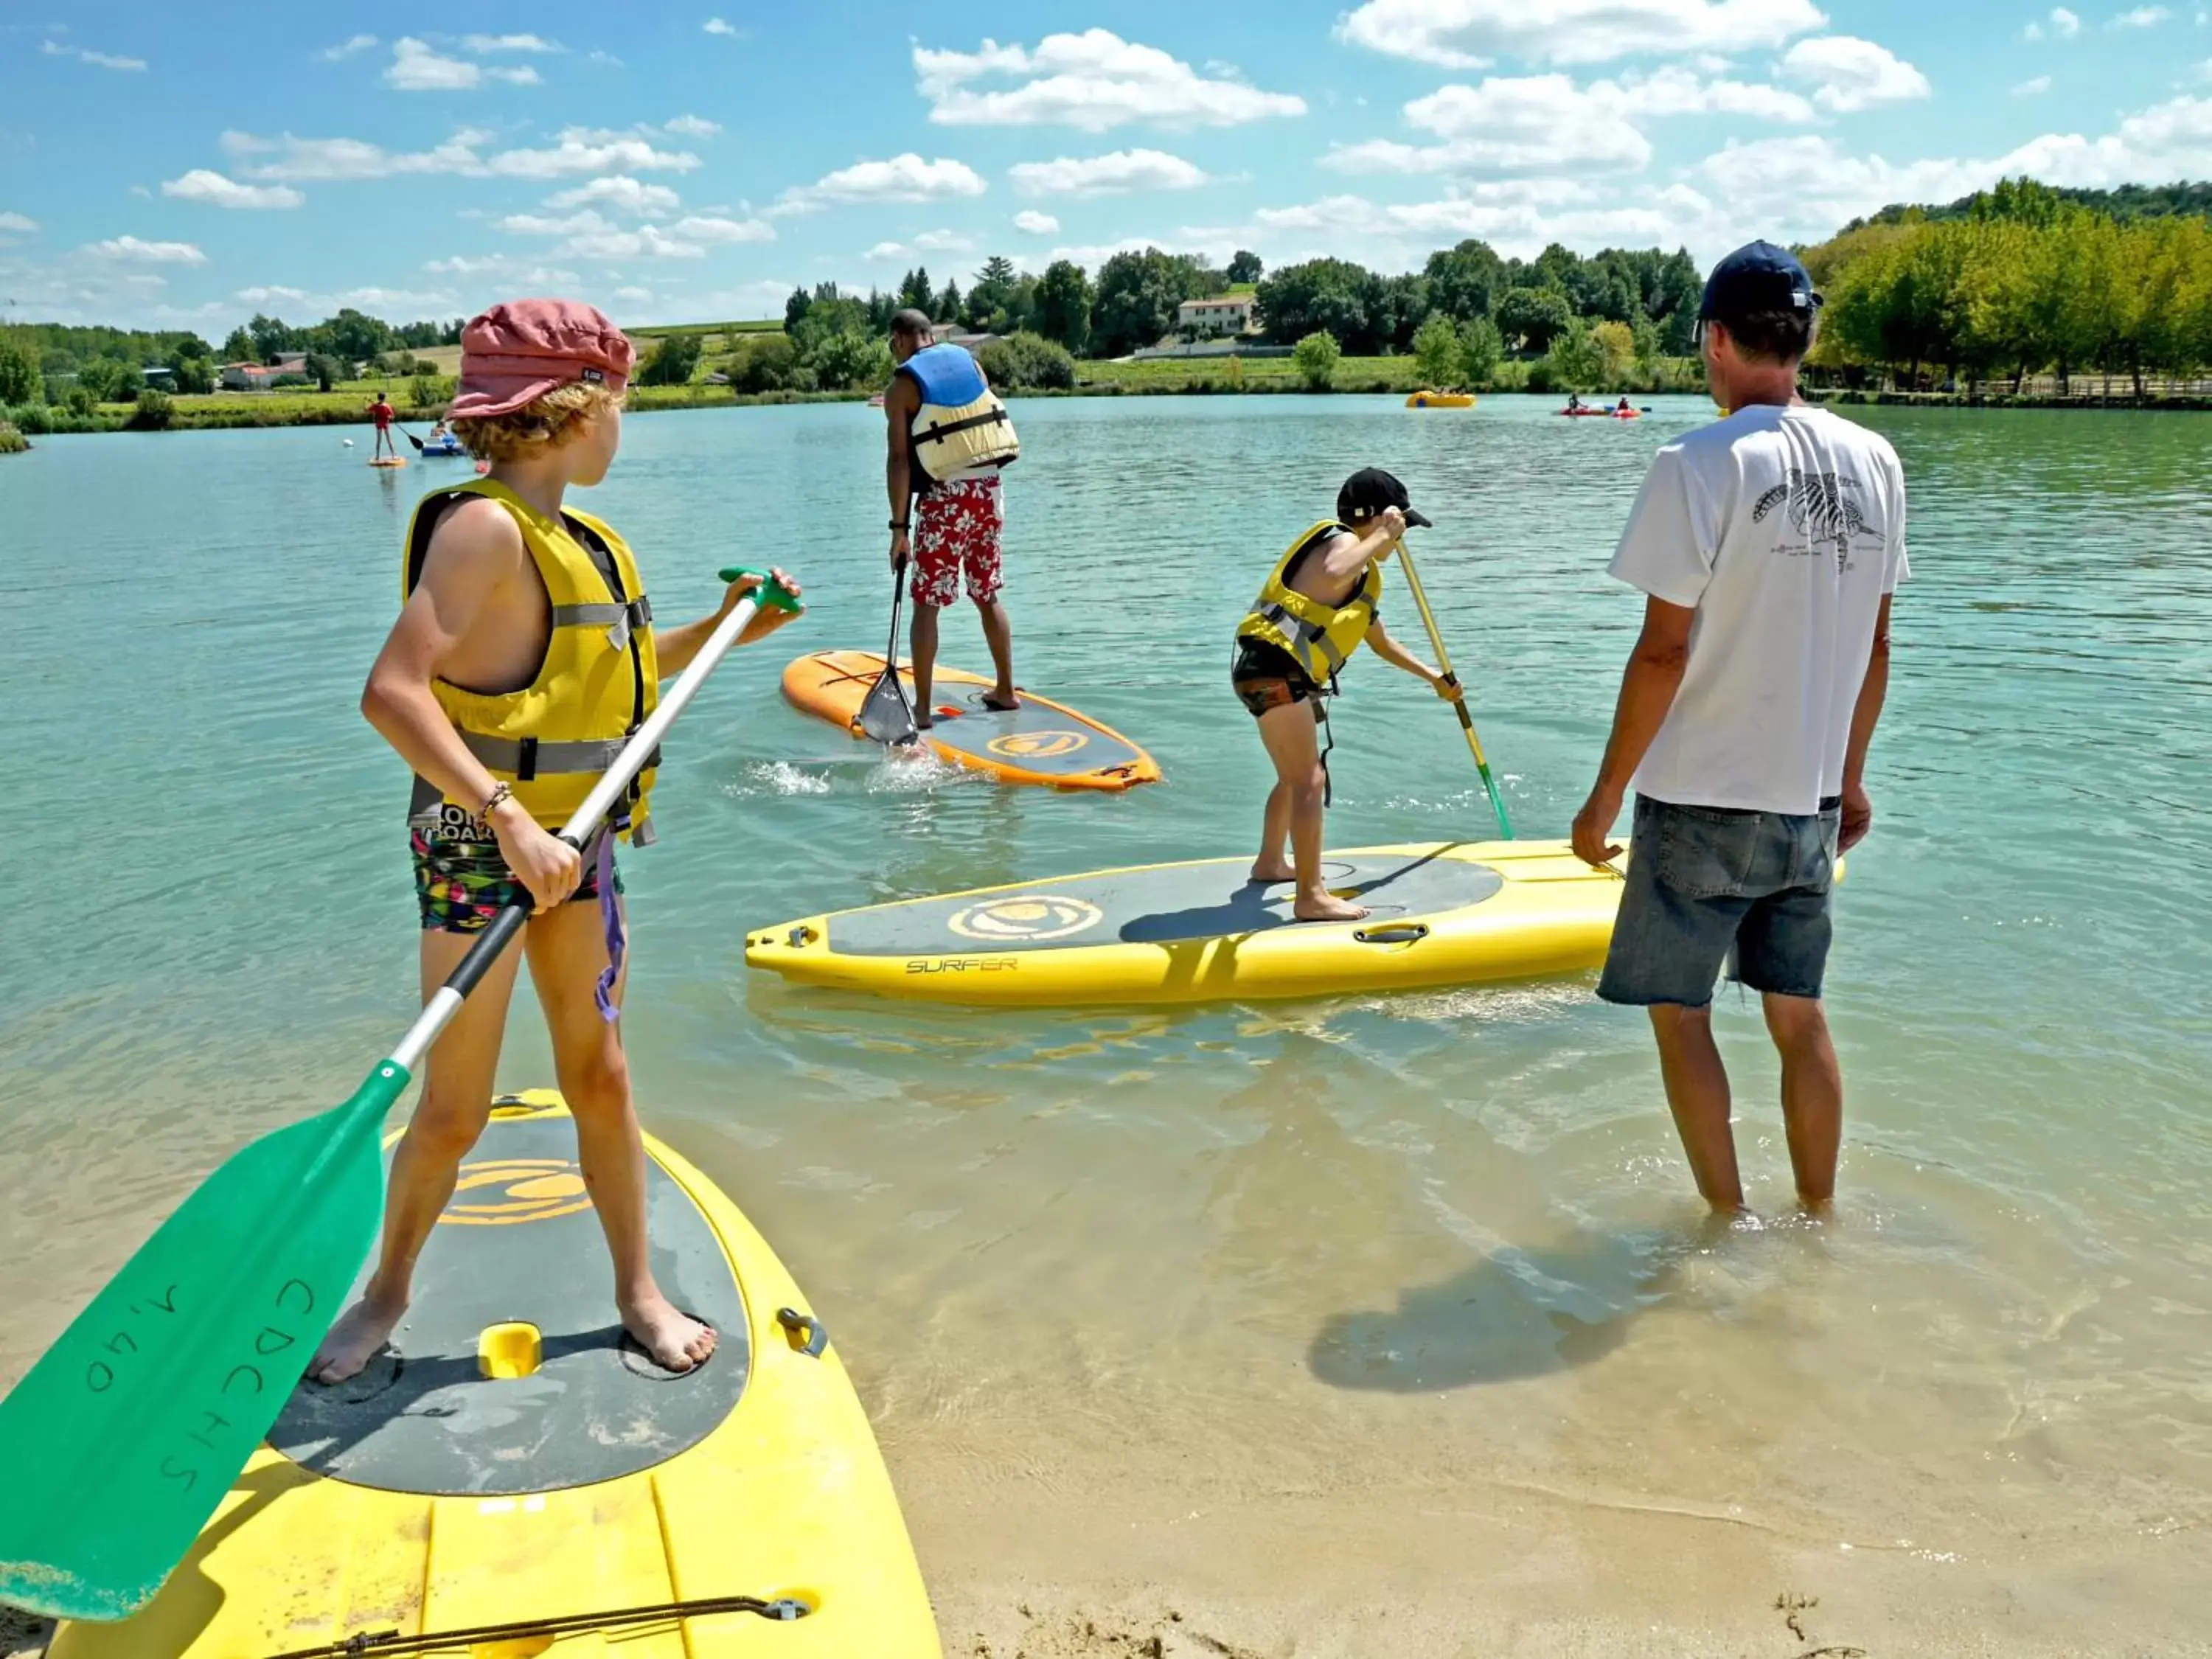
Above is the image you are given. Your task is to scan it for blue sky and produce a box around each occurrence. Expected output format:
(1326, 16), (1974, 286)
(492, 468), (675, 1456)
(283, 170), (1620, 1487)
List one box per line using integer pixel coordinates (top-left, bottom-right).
(3, 2), (2208, 335)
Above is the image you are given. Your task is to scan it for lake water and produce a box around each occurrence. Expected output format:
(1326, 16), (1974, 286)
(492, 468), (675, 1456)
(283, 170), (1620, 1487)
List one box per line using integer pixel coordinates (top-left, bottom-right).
(2, 395), (2208, 1650)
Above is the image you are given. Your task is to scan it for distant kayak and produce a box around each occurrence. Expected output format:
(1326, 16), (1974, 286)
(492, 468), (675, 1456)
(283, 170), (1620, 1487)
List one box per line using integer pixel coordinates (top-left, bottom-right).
(420, 441), (467, 458)
(1559, 408), (1642, 420)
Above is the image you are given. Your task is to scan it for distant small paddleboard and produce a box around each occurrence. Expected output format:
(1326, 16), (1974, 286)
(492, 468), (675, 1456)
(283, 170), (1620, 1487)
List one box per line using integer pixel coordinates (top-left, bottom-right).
(781, 648), (1161, 792)
(369, 456), (407, 468)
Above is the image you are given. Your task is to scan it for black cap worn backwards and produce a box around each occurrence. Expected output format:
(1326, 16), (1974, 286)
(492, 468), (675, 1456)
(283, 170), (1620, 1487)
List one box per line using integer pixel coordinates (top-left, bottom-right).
(1338, 467), (1432, 529)
(1700, 240), (1823, 322)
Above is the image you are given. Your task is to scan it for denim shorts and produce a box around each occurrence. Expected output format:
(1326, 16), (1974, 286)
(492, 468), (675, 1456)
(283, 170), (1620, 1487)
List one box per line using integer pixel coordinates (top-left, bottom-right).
(1597, 795), (1841, 1008)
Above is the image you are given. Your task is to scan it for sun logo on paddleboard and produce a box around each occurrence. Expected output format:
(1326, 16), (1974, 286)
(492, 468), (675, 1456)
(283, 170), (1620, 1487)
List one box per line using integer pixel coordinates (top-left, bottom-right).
(986, 729), (1088, 759)
(442, 1158), (592, 1226)
(947, 894), (1105, 942)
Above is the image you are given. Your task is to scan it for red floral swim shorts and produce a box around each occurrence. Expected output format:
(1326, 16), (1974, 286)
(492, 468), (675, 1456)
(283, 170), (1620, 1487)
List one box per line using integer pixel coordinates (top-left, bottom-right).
(911, 475), (1005, 610)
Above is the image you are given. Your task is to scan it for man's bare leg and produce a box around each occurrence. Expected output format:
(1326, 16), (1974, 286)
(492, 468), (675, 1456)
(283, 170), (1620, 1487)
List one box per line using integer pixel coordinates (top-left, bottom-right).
(975, 597), (1018, 710)
(308, 929), (524, 1383)
(910, 601), (942, 728)
(1764, 992), (1842, 1212)
(1255, 700), (1363, 921)
(527, 898), (716, 1373)
(1649, 1004), (1745, 1213)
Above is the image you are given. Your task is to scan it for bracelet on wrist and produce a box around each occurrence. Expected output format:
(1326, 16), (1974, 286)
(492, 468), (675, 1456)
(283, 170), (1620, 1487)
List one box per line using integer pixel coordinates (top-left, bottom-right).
(482, 782), (515, 818)
(889, 519), (910, 531)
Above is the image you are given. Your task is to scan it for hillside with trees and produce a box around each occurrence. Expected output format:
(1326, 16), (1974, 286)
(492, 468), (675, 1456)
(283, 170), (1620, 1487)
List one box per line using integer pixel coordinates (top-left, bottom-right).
(1802, 177), (2212, 394)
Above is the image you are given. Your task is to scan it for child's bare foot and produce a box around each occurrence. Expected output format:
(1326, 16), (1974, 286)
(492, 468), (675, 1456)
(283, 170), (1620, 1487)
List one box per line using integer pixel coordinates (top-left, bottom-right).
(1249, 862), (1296, 884)
(307, 1290), (408, 1385)
(1294, 890), (1369, 922)
(621, 1290), (717, 1373)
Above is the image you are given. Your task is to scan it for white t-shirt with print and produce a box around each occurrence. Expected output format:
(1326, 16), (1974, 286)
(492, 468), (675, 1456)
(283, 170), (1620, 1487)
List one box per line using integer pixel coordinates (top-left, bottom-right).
(1609, 403), (1909, 815)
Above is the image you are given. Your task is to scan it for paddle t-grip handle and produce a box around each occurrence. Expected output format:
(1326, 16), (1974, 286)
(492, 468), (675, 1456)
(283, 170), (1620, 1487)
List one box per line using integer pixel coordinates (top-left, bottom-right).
(716, 567), (804, 613)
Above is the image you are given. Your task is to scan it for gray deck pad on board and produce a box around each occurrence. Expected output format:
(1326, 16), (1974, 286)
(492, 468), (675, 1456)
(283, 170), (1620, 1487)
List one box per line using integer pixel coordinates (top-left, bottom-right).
(271, 1107), (750, 1497)
(918, 683), (1145, 777)
(830, 852), (1505, 956)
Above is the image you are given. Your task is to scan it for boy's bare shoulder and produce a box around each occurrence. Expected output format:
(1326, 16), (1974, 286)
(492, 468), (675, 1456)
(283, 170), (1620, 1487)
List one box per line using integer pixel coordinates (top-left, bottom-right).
(421, 493), (529, 582)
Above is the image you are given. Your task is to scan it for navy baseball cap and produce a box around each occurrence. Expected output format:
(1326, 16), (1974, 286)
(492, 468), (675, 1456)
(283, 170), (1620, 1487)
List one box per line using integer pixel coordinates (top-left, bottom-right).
(1699, 240), (1823, 321)
(1338, 467), (1432, 529)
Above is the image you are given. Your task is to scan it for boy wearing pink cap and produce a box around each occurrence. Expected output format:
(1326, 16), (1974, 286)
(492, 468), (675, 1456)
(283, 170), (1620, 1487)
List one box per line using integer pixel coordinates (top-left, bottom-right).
(311, 300), (801, 1382)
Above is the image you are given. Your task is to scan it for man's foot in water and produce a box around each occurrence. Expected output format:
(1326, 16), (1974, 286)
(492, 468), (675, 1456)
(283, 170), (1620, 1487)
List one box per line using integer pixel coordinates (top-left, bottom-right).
(1293, 888), (1369, 922)
(307, 1287), (408, 1385)
(621, 1289), (717, 1373)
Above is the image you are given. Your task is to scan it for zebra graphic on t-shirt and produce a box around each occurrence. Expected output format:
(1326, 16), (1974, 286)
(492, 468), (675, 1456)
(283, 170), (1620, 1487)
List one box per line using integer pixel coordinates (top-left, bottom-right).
(1752, 468), (1868, 570)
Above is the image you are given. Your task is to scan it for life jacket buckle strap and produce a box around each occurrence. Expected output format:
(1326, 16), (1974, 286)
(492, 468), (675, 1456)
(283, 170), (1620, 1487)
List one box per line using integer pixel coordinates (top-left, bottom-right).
(515, 736), (540, 782)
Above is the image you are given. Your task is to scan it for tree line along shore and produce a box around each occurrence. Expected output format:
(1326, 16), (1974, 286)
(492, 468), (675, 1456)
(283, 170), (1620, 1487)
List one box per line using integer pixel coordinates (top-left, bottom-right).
(5, 175), (2208, 446)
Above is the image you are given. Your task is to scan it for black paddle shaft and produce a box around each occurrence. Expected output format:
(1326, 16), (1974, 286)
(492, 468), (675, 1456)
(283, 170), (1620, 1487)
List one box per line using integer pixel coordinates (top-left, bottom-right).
(439, 823), (609, 1003)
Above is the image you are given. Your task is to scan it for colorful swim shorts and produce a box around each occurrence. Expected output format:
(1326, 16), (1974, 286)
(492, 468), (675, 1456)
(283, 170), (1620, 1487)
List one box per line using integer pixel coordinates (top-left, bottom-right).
(411, 828), (620, 934)
(912, 474), (1005, 610)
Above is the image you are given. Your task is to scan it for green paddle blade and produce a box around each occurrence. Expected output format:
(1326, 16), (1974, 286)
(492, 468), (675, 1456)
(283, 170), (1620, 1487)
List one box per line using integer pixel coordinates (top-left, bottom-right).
(0, 1060), (408, 1621)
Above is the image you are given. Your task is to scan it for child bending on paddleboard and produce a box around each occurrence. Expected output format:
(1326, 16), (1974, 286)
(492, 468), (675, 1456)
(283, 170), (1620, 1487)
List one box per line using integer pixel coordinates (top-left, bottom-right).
(312, 299), (801, 1385)
(1234, 468), (1462, 922)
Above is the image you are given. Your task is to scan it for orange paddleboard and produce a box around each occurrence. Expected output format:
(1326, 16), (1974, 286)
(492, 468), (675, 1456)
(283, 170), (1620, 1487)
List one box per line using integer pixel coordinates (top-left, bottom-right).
(781, 649), (1161, 792)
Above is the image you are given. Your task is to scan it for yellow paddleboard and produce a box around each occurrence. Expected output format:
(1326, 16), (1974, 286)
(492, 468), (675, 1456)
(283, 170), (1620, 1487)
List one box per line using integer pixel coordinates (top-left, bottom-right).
(52, 1092), (941, 1658)
(747, 841), (1627, 1007)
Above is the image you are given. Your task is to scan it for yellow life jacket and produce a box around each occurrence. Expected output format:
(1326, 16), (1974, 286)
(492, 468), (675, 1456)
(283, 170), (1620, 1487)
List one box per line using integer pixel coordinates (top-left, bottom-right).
(401, 479), (661, 842)
(1237, 521), (1383, 684)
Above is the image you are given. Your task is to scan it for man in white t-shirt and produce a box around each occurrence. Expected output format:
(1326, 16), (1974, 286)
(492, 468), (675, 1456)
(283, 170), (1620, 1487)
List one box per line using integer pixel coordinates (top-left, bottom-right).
(1571, 240), (1907, 1215)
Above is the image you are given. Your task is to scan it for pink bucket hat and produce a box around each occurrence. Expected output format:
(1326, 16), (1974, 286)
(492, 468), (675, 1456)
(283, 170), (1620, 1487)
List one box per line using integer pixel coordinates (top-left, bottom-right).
(449, 298), (633, 420)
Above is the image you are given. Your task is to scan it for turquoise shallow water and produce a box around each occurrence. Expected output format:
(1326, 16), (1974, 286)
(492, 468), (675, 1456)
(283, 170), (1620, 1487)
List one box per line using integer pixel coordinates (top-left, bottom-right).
(2, 395), (2210, 1635)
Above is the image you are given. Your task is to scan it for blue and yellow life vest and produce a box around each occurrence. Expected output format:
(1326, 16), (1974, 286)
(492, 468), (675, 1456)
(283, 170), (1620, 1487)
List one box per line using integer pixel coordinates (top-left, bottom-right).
(900, 341), (1019, 490)
(402, 478), (660, 841)
(1237, 521), (1383, 684)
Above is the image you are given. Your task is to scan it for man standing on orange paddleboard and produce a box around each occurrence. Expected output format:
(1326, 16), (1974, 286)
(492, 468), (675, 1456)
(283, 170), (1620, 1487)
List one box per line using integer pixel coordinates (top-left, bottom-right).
(883, 309), (1021, 727)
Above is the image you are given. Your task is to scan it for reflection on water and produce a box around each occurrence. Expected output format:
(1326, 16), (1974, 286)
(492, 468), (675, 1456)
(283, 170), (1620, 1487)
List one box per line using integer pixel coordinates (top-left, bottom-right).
(3, 400), (2211, 1627)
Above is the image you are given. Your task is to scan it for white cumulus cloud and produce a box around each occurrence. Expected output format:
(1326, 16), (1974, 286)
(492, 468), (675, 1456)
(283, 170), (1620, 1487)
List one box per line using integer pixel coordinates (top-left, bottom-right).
(1327, 76), (1652, 175)
(86, 235), (208, 265)
(1781, 36), (1931, 113)
(664, 114), (722, 136)
(0, 212), (42, 234)
(317, 35), (378, 61)
(495, 203), (770, 261)
(42, 39), (147, 71)
(669, 214), (776, 243)
(778, 153), (989, 212)
(2014, 74), (2055, 94)
(384, 38), (479, 90)
(2109, 6), (2171, 24)
(486, 128), (703, 178)
(161, 169), (306, 209)
(462, 33), (564, 52)
(1014, 209), (1060, 234)
(546, 176), (683, 215)
(916, 30), (1307, 130)
(1009, 148), (1211, 196)
(2024, 7), (2083, 38)
(1334, 0), (1826, 68)
(703, 18), (738, 35)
